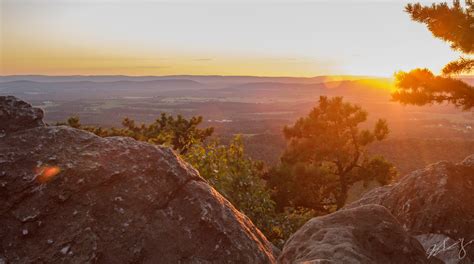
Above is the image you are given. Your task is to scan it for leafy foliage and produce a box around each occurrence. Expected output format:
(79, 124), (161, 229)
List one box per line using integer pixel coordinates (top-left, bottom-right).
(393, 68), (474, 110)
(184, 136), (275, 230)
(59, 114), (214, 154)
(406, 0), (473, 54)
(393, 0), (474, 109)
(267, 207), (315, 248)
(183, 135), (316, 248)
(266, 96), (396, 211)
(442, 57), (474, 75)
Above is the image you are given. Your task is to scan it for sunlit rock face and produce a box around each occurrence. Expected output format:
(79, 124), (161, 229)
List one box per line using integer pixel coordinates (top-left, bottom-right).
(278, 205), (432, 264)
(347, 156), (474, 263)
(0, 96), (276, 263)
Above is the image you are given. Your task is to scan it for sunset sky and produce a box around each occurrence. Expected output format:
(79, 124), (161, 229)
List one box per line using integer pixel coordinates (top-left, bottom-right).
(0, 0), (464, 77)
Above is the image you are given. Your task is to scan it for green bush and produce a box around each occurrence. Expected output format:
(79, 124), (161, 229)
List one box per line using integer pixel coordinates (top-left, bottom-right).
(184, 136), (276, 232)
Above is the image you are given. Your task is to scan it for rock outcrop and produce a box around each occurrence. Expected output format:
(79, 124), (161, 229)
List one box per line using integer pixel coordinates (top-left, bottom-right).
(348, 156), (474, 263)
(278, 204), (432, 264)
(0, 95), (45, 135)
(0, 96), (276, 263)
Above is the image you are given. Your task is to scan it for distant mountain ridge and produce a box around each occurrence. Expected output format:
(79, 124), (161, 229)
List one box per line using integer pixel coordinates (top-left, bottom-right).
(0, 75), (375, 85)
(0, 76), (399, 103)
(2, 75), (472, 86)
(0, 79), (204, 89)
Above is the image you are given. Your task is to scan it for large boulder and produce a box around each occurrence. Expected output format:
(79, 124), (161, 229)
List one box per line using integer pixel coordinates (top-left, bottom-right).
(278, 204), (432, 264)
(0, 96), (276, 263)
(0, 95), (45, 135)
(348, 156), (474, 263)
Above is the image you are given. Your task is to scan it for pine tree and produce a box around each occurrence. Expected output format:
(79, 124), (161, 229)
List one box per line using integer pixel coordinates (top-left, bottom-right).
(266, 96), (396, 211)
(393, 0), (474, 110)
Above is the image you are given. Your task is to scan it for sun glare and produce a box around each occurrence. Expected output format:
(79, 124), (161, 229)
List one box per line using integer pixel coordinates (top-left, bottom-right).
(35, 165), (61, 183)
(358, 79), (397, 92)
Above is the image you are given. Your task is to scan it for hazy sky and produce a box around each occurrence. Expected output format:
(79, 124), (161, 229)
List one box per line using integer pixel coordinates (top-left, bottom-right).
(0, 0), (463, 77)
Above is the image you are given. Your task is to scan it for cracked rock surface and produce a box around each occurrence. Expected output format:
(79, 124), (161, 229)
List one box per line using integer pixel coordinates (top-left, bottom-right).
(278, 204), (432, 264)
(0, 96), (276, 263)
(347, 156), (474, 263)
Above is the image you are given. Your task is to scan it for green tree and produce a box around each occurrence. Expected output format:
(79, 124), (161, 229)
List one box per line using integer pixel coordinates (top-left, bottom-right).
(59, 114), (214, 154)
(266, 96), (396, 211)
(393, 0), (474, 110)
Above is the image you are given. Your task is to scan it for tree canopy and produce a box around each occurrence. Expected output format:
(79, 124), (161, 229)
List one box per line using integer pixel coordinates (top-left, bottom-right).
(266, 96), (396, 212)
(406, 0), (473, 54)
(393, 68), (474, 110)
(60, 114), (214, 154)
(393, 0), (474, 110)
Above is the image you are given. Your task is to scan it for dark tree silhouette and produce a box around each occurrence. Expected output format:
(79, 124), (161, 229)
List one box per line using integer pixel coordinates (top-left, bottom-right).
(406, 0), (473, 54)
(394, 68), (474, 110)
(393, 0), (474, 110)
(443, 57), (474, 75)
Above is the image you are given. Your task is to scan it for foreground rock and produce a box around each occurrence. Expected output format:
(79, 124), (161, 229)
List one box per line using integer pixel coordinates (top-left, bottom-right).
(348, 156), (474, 263)
(278, 204), (431, 264)
(0, 96), (276, 263)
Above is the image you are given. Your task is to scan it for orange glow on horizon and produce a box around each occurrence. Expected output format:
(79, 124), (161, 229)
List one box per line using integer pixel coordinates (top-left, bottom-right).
(0, 42), (335, 77)
(1, 1), (466, 78)
(357, 79), (397, 92)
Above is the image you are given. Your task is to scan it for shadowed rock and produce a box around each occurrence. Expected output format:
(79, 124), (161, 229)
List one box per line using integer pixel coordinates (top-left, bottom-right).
(278, 204), (432, 264)
(0, 96), (276, 263)
(0, 96), (45, 135)
(347, 156), (474, 263)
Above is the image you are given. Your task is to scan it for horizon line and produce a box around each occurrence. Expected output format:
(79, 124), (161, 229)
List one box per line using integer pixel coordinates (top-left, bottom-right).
(0, 74), (390, 78)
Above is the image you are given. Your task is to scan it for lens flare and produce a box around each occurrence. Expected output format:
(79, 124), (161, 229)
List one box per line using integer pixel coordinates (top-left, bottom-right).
(36, 165), (61, 183)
